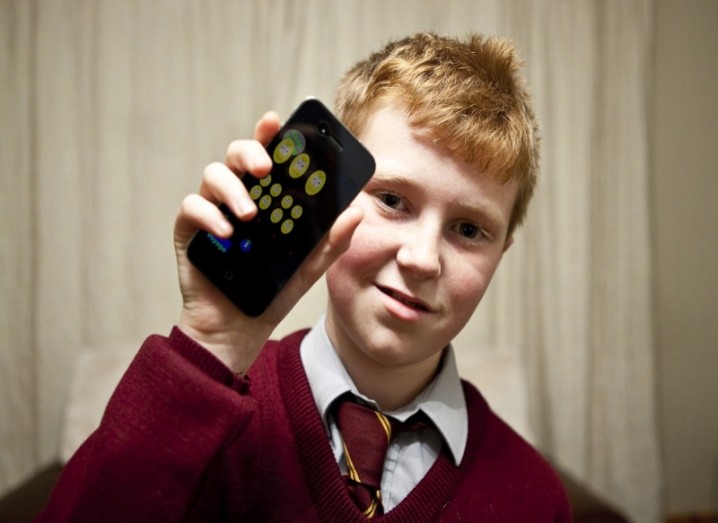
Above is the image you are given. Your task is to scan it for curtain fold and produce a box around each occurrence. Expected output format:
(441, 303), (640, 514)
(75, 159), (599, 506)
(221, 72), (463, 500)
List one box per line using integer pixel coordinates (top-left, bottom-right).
(1, 0), (39, 496)
(0, 1), (659, 520)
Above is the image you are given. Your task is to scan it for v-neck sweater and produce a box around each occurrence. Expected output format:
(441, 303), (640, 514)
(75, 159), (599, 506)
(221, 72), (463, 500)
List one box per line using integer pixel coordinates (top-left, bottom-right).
(37, 328), (572, 522)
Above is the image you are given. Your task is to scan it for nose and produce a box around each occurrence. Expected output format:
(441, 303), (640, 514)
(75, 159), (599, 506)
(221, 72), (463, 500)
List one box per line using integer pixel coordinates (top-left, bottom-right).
(396, 222), (442, 279)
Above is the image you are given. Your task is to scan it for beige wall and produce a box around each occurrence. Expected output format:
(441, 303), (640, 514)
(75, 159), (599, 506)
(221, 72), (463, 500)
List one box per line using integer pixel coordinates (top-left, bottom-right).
(653, 0), (718, 514)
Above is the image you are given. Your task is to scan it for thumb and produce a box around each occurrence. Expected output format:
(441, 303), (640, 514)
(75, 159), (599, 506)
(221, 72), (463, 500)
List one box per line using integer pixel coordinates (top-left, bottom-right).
(297, 205), (364, 291)
(268, 206), (364, 320)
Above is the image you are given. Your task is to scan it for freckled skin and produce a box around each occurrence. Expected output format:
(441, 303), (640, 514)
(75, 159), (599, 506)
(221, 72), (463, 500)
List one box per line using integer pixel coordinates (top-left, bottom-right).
(325, 105), (517, 408)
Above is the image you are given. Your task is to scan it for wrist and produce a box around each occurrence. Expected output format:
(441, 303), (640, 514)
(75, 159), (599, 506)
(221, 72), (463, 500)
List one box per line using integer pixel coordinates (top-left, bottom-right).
(177, 311), (271, 374)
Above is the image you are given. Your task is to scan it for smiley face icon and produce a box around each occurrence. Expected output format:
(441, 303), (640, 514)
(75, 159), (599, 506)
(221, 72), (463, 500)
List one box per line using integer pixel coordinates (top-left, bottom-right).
(270, 183), (283, 197)
(290, 205), (303, 219)
(305, 170), (326, 196)
(273, 139), (294, 164)
(281, 195), (294, 209)
(270, 208), (284, 224)
(249, 185), (262, 200)
(259, 175), (272, 187)
(289, 153), (310, 178)
(258, 194), (272, 210)
(280, 219), (294, 235)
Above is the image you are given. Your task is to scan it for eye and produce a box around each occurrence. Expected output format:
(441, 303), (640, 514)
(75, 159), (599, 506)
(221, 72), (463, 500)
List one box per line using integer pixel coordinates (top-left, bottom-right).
(377, 192), (403, 210)
(454, 222), (483, 240)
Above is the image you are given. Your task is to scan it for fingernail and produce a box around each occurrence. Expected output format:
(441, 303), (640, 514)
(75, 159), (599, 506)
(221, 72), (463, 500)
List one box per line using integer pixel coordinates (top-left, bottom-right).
(237, 199), (256, 217)
(217, 220), (232, 236)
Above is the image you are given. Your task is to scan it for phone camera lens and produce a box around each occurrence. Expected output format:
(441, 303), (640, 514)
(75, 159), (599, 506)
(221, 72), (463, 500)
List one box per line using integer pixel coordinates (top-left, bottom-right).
(318, 122), (329, 136)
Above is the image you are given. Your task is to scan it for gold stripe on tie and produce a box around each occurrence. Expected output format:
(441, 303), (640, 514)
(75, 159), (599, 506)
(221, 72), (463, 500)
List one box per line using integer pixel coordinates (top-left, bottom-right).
(374, 411), (392, 442)
(343, 442), (361, 483)
(363, 497), (380, 518)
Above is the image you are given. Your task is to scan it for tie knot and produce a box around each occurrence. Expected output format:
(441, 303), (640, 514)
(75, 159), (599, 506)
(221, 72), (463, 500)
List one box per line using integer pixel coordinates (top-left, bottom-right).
(334, 398), (429, 485)
(333, 396), (429, 518)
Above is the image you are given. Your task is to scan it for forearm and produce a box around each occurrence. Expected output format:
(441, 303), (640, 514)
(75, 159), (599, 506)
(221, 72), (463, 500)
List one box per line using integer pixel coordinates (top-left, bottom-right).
(36, 328), (255, 522)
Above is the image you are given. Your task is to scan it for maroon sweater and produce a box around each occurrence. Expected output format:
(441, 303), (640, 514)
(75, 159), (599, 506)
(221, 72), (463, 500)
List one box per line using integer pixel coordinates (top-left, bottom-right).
(37, 328), (572, 522)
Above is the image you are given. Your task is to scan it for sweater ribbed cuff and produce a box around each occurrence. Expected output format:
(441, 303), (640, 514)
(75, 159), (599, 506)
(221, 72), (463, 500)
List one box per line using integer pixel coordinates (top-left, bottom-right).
(168, 326), (250, 393)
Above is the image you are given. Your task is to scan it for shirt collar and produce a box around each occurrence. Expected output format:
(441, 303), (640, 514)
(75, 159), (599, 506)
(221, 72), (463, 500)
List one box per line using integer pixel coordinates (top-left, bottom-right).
(300, 314), (468, 465)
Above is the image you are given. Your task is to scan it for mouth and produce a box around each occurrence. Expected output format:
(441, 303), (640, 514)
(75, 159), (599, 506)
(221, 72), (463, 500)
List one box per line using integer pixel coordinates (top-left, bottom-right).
(375, 284), (433, 313)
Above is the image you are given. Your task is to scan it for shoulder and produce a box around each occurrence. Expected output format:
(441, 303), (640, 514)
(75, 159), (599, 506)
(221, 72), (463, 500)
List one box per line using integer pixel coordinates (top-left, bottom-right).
(459, 380), (571, 517)
(461, 378), (553, 471)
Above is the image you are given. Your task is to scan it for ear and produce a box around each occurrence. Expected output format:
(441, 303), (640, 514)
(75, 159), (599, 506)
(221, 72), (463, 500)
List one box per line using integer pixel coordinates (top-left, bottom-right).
(502, 235), (514, 253)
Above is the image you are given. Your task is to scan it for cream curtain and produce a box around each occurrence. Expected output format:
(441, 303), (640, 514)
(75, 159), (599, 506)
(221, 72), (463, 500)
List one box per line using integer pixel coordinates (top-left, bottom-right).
(1, 1), (659, 520)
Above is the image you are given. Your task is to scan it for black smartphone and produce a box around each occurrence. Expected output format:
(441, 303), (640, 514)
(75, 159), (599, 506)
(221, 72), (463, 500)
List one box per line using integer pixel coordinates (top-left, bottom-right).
(187, 98), (375, 317)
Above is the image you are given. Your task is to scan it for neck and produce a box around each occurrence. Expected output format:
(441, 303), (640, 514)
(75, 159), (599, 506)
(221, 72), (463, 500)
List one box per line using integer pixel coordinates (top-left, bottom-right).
(325, 314), (444, 411)
(348, 358), (442, 411)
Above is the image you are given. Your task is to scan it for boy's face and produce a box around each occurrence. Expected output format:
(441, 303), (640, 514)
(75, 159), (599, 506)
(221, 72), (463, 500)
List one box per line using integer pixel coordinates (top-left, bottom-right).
(325, 104), (517, 390)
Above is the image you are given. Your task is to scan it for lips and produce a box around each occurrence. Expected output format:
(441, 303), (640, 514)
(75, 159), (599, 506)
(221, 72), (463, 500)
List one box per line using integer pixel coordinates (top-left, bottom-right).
(375, 284), (433, 312)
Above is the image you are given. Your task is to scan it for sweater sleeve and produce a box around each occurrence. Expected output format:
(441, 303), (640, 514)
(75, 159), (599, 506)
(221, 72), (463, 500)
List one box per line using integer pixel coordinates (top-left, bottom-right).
(35, 327), (255, 523)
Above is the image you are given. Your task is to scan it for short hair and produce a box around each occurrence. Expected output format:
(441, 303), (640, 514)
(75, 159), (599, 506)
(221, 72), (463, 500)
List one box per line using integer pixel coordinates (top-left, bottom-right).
(334, 32), (539, 236)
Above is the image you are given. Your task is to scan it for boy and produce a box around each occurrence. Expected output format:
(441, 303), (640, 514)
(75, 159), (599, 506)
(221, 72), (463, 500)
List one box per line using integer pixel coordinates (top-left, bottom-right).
(38, 32), (572, 521)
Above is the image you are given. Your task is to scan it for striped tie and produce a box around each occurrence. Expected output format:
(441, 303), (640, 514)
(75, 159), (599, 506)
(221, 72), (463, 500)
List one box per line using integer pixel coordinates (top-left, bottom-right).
(334, 397), (427, 518)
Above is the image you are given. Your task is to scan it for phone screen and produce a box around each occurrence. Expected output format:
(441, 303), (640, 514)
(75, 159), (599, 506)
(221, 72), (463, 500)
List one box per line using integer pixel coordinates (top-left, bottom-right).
(187, 99), (375, 316)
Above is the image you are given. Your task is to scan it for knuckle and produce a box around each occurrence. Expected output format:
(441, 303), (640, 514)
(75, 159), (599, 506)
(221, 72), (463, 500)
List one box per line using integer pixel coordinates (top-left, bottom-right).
(226, 139), (251, 162)
(202, 161), (224, 182)
(178, 193), (199, 216)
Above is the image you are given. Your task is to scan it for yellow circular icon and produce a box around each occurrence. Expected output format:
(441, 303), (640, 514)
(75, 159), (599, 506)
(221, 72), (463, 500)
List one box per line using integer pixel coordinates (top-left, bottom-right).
(290, 205), (303, 219)
(270, 208), (283, 224)
(270, 183), (282, 197)
(281, 195), (294, 209)
(249, 185), (262, 200)
(289, 153), (310, 178)
(273, 139), (294, 164)
(280, 219), (294, 235)
(259, 174), (272, 187)
(258, 194), (272, 210)
(305, 170), (326, 196)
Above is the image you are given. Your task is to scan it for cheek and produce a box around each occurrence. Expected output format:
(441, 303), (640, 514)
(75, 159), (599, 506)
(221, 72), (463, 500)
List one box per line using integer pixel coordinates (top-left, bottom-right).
(326, 215), (396, 305)
(446, 259), (500, 316)
(452, 273), (487, 309)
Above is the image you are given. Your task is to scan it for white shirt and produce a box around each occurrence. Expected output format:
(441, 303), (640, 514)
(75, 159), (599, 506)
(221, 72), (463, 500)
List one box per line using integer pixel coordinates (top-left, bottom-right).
(299, 315), (468, 511)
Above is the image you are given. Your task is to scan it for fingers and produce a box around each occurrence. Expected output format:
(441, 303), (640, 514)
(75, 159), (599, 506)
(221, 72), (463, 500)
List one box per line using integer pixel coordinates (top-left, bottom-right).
(179, 111), (282, 241)
(254, 111), (281, 145)
(224, 111), (280, 174)
(198, 162), (257, 222)
(176, 193), (232, 242)
(225, 139), (272, 179)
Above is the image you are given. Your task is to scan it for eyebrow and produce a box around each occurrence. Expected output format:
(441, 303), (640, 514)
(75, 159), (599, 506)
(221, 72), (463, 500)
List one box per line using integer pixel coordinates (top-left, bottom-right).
(454, 196), (507, 232)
